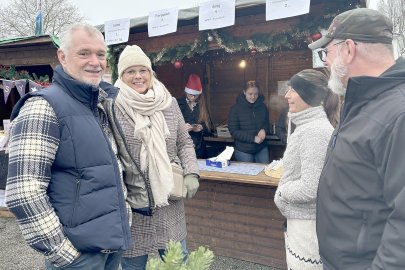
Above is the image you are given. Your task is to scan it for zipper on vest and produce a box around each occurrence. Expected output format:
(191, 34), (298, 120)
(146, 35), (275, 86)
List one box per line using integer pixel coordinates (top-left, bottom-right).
(102, 104), (132, 249)
(70, 178), (81, 227)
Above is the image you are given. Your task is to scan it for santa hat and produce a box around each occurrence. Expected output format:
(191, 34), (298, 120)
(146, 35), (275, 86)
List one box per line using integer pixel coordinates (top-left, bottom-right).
(185, 74), (202, 95)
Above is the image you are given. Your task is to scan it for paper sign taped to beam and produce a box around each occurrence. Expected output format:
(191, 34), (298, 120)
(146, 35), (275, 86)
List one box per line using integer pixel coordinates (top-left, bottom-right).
(105, 18), (130, 45)
(199, 0), (235, 30)
(266, 0), (310, 21)
(148, 8), (178, 37)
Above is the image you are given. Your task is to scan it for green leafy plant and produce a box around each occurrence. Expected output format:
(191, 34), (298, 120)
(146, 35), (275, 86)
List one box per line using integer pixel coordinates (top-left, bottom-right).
(146, 240), (214, 270)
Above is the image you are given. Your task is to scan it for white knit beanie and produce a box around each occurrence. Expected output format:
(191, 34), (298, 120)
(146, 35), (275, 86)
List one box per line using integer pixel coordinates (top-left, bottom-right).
(118, 45), (152, 78)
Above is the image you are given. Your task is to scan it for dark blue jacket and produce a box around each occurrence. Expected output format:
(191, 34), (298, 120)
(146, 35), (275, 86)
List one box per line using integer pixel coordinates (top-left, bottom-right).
(228, 94), (270, 154)
(11, 66), (131, 252)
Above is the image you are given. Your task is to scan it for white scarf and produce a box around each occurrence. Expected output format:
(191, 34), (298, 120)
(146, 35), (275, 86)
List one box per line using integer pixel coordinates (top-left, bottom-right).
(115, 78), (173, 207)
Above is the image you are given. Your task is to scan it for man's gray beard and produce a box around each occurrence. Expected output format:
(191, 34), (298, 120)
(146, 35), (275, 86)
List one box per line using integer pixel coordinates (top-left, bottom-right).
(328, 57), (348, 96)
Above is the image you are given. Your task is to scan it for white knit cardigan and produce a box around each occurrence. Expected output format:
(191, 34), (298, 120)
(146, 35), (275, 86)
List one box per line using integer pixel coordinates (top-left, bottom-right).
(274, 106), (333, 220)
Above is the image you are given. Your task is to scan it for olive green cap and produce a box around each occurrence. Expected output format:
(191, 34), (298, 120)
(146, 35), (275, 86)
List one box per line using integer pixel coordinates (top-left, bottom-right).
(308, 8), (393, 50)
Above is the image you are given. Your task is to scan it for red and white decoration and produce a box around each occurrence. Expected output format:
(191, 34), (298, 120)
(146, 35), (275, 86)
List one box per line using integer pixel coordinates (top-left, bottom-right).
(174, 60), (183, 69)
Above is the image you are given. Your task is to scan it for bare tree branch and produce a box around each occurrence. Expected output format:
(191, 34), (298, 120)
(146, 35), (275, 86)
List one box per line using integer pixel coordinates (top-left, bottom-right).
(0, 0), (85, 38)
(378, 0), (405, 57)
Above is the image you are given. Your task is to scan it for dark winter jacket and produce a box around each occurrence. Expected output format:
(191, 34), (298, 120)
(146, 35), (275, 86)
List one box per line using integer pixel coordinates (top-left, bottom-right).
(10, 67), (132, 253)
(317, 57), (405, 270)
(228, 93), (270, 154)
(177, 96), (210, 158)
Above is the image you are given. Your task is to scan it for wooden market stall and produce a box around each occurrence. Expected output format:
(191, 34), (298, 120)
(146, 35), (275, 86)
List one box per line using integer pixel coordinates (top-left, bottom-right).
(185, 162), (284, 268)
(0, 35), (60, 190)
(102, 0), (364, 268)
(0, 35), (59, 124)
(105, 0), (363, 161)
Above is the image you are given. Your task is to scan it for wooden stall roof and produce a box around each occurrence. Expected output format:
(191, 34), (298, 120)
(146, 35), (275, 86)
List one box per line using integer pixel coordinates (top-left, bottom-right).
(0, 35), (60, 48)
(96, 0), (269, 33)
(0, 35), (60, 68)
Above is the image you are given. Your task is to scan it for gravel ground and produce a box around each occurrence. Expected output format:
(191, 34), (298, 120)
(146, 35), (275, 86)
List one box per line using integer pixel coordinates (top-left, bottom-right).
(0, 216), (281, 270)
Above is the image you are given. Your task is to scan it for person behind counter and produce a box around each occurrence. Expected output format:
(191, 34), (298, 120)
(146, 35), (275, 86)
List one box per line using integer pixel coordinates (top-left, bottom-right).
(274, 69), (339, 270)
(228, 80), (270, 163)
(177, 74), (212, 158)
(105, 45), (200, 270)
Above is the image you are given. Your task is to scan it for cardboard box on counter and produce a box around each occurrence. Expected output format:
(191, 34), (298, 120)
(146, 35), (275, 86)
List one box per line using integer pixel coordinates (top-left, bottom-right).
(205, 146), (234, 168)
(216, 125), (232, 138)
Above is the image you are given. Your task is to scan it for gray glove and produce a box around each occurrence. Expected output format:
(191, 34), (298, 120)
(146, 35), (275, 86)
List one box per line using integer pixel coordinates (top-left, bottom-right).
(183, 174), (199, 199)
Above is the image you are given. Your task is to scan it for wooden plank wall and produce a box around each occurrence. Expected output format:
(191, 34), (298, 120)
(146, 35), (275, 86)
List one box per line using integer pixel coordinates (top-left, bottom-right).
(155, 61), (205, 99)
(209, 50), (314, 125)
(0, 44), (59, 68)
(126, 2), (325, 125)
(154, 49), (313, 127)
(184, 180), (286, 269)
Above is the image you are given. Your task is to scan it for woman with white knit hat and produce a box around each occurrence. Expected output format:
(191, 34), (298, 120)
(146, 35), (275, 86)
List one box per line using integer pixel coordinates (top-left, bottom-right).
(274, 69), (339, 270)
(103, 45), (199, 269)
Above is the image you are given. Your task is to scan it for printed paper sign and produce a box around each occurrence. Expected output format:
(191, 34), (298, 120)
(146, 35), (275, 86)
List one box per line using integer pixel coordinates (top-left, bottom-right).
(277, 81), (289, 96)
(312, 49), (325, 68)
(266, 0), (310, 21)
(199, 0), (235, 31)
(104, 18), (130, 45)
(148, 8), (178, 37)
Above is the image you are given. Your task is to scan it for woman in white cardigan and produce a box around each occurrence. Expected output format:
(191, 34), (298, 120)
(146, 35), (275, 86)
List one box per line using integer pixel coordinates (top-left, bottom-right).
(274, 69), (339, 270)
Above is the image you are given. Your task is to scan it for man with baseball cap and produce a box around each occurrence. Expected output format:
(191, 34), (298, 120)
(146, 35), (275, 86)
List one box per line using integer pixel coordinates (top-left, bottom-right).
(308, 8), (405, 270)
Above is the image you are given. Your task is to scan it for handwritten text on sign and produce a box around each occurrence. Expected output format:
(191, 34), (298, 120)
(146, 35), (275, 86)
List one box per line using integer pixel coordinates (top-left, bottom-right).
(104, 18), (130, 45)
(148, 8), (178, 37)
(266, 0), (310, 21)
(199, 0), (235, 31)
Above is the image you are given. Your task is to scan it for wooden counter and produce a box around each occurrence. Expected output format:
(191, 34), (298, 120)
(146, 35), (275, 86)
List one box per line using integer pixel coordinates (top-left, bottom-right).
(184, 161), (286, 269)
(199, 165), (279, 186)
(204, 136), (286, 161)
(204, 135), (286, 146)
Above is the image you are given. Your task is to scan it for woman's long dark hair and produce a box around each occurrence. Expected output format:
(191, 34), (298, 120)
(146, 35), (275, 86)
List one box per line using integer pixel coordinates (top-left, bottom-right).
(196, 92), (212, 132)
(295, 69), (340, 127)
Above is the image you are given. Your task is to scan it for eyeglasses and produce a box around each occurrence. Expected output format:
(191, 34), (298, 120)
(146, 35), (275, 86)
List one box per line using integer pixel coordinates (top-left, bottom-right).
(124, 68), (149, 76)
(317, 40), (346, 62)
(284, 87), (296, 95)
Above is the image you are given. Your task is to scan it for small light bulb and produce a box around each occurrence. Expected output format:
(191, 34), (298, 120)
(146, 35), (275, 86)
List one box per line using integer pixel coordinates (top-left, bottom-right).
(239, 60), (246, 68)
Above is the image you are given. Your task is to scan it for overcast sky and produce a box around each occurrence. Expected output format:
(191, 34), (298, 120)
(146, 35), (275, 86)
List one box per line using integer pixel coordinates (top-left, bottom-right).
(0, 0), (381, 26)
(69, 0), (202, 25)
(0, 0), (200, 25)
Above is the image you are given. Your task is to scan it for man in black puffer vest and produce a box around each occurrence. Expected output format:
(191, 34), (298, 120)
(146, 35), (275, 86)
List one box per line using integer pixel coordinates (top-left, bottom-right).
(6, 24), (132, 269)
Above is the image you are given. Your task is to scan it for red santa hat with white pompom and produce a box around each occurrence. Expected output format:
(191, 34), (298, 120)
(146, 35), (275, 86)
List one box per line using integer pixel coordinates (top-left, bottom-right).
(184, 74), (202, 95)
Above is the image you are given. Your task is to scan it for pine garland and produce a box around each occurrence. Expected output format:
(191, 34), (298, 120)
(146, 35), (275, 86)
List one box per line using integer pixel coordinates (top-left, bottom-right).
(108, 0), (363, 83)
(0, 65), (50, 87)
